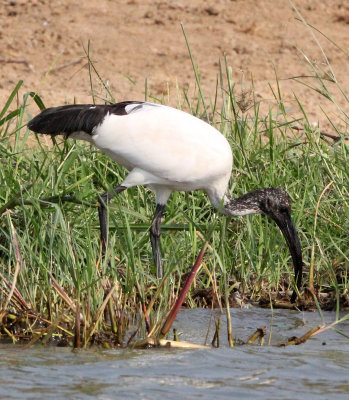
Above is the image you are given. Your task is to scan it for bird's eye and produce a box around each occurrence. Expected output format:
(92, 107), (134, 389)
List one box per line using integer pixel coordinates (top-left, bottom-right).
(279, 206), (289, 214)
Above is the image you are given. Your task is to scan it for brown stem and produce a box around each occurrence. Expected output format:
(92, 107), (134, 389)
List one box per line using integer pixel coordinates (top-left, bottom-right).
(247, 327), (267, 344)
(142, 302), (151, 334)
(160, 242), (208, 337)
(74, 301), (81, 349)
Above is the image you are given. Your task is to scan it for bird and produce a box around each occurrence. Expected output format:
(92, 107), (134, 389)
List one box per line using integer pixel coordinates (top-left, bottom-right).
(28, 101), (303, 303)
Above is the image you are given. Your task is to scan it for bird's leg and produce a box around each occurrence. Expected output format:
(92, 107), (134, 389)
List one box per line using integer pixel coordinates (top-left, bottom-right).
(98, 185), (127, 259)
(150, 204), (166, 279)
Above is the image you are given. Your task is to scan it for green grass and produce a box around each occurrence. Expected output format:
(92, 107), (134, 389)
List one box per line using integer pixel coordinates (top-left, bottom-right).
(0, 30), (348, 346)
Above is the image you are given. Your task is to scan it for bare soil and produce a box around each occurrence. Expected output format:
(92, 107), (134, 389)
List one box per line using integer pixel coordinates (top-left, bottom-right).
(1, 0), (349, 128)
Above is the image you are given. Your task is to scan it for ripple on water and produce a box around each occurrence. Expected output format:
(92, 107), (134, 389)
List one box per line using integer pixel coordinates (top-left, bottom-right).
(0, 308), (348, 400)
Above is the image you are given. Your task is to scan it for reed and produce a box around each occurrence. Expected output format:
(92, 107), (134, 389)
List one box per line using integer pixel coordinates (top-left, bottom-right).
(0, 28), (348, 347)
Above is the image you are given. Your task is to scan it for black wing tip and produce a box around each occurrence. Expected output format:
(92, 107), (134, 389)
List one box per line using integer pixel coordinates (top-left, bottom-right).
(27, 118), (35, 131)
(27, 109), (59, 134)
(27, 104), (95, 135)
(27, 113), (48, 134)
(27, 101), (150, 135)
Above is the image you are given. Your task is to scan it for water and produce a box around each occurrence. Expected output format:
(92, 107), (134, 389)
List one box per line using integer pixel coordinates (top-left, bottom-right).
(1, 308), (348, 400)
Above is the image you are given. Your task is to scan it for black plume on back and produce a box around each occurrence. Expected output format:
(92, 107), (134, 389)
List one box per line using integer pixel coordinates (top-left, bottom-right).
(28, 102), (144, 137)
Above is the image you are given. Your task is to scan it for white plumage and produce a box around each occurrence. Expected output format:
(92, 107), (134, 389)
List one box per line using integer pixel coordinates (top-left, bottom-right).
(28, 100), (303, 302)
(70, 103), (232, 208)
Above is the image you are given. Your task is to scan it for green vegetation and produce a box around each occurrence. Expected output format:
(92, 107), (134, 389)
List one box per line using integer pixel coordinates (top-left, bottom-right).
(0, 33), (348, 347)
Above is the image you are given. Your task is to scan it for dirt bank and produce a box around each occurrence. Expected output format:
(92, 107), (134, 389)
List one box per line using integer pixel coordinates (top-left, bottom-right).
(1, 0), (348, 130)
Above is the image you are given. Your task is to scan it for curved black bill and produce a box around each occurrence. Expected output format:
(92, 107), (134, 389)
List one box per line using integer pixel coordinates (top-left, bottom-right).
(272, 213), (303, 303)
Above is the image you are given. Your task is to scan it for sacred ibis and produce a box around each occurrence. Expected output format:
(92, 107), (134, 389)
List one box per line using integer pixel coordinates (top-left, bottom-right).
(28, 101), (303, 302)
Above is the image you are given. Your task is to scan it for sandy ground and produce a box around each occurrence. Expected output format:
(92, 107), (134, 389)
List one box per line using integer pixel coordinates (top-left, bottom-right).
(1, 0), (349, 130)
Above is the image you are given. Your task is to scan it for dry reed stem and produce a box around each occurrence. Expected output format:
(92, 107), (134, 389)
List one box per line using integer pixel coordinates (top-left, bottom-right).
(133, 336), (209, 349)
(2, 219), (22, 316)
(74, 301), (81, 349)
(275, 325), (321, 347)
(50, 274), (85, 322)
(1, 275), (31, 311)
(309, 181), (334, 292)
(84, 280), (118, 347)
(23, 312), (67, 349)
(247, 327), (267, 344)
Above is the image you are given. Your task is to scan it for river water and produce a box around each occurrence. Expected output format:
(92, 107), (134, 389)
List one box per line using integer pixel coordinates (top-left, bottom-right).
(1, 308), (348, 399)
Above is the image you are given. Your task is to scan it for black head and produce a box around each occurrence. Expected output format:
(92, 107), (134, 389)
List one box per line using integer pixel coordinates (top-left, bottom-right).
(258, 188), (292, 219)
(224, 187), (303, 303)
(257, 188), (303, 303)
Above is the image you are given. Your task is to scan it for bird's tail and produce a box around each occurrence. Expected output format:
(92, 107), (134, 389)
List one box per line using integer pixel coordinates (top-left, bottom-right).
(27, 104), (105, 137)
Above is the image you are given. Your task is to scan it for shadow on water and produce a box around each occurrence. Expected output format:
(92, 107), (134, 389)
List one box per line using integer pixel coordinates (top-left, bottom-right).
(0, 308), (348, 400)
